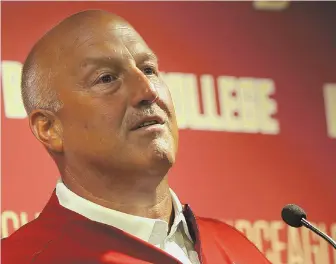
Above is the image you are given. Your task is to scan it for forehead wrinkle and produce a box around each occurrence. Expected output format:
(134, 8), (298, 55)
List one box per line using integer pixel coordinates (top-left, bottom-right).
(75, 35), (96, 49)
(112, 28), (157, 65)
(77, 40), (134, 68)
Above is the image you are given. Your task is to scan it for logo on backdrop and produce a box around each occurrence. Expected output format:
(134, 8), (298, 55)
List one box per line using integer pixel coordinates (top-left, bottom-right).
(323, 83), (336, 139)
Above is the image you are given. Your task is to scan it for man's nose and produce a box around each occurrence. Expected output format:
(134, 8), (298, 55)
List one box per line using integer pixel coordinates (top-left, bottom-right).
(127, 67), (159, 108)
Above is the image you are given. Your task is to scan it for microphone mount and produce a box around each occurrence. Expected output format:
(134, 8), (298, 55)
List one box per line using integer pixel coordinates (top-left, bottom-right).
(300, 218), (336, 249)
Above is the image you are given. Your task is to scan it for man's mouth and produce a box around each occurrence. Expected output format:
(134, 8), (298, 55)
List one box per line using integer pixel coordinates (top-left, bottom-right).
(132, 116), (165, 131)
(137, 120), (159, 129)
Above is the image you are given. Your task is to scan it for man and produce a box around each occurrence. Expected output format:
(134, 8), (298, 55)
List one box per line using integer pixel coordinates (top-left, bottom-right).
(2, 10), (270, 264)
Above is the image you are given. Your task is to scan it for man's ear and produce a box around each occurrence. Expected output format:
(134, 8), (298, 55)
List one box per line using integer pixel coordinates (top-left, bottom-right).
(29, 109), (64, 153)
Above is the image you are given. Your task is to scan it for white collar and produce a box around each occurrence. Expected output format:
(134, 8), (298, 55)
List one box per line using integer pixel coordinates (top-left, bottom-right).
(55, 181), (193, 245)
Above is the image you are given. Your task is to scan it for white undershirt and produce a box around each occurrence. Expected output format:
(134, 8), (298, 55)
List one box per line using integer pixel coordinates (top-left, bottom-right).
(56, 182), (200, 264)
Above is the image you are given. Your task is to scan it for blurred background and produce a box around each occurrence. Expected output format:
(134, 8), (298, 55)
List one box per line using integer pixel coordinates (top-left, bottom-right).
(1, 1), (336, 263)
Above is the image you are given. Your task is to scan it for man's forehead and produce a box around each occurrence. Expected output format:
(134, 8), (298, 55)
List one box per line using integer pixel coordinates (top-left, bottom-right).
(46, 13), (148, 52)
(72, 25), (156, 64)
(32, 11), (158, 77)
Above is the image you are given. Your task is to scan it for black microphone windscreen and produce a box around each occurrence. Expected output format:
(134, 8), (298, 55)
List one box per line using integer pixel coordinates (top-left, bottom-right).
(281, 204), (307, 228)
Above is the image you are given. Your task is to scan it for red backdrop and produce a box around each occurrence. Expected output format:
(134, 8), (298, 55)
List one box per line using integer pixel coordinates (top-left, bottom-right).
(1, 2), (336, 264)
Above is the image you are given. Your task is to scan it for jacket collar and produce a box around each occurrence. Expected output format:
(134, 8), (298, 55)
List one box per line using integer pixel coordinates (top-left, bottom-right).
(183, 204), (202, 256)
(55, 182), (194, 245)
(40, 190), (202, 260)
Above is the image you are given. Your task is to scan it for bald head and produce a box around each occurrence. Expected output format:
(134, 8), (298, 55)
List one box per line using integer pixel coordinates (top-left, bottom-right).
(21, 10), (128, 115)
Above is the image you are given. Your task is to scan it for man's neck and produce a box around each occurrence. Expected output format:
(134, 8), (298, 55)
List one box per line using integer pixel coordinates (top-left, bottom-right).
(61, 166), (173, 224)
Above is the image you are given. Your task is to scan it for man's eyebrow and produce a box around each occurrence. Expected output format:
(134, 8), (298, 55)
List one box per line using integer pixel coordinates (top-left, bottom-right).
(135, 52), (159, 64)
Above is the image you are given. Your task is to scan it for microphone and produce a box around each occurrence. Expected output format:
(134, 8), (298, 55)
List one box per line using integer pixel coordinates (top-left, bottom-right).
(281, 204), (336, 249)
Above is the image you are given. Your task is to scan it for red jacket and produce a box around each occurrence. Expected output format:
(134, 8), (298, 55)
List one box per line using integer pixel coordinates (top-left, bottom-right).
(2, 191), (271, 264)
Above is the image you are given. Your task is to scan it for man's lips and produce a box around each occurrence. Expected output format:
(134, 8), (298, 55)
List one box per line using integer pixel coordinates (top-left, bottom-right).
(131, 116), (165, 131)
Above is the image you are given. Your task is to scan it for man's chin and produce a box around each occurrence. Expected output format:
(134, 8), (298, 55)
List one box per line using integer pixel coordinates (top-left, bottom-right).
(141, 139), (176, 171)
(149, 141), (175, 164)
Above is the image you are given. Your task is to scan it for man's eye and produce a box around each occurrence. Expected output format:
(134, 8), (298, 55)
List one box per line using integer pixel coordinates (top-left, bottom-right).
(97, 74), (116, 84)
(143, 67), (156, 75)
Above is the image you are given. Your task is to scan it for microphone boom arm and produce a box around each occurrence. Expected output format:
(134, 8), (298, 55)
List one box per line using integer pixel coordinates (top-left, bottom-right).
(301, 218), (336, 249)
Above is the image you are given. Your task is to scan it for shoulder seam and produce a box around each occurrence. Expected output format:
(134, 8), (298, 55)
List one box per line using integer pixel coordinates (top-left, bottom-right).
(29, 222), (71, 263)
